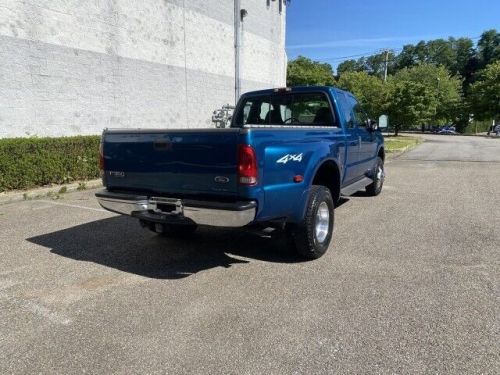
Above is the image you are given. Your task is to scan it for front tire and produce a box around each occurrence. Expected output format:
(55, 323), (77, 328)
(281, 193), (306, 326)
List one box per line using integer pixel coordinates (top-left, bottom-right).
(366, 157), (384, 196)
(287, 185), (334, 260)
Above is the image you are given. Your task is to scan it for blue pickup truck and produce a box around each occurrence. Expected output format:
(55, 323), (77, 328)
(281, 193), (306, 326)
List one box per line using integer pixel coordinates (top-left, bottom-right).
(96, 86), (385, 259)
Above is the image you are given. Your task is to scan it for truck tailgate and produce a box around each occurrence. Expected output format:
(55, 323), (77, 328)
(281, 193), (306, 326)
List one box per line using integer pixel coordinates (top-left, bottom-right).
(103, 129), (241, 196)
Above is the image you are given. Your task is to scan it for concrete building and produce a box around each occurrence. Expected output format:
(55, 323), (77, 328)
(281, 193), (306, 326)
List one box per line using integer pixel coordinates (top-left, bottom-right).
(0, 0), (287, 138)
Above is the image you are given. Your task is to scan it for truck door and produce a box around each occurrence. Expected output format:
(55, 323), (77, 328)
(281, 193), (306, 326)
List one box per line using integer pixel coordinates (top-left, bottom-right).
(349, 96), (377, 175)
(335, 91), (359, 184)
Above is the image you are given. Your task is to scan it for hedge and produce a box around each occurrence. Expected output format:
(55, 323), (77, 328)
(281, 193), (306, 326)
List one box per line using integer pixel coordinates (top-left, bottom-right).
(0, 136), (101, 192)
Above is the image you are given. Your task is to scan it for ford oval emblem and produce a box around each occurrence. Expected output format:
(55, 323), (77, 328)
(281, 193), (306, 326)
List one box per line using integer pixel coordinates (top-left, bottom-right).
(214, 176), (230, 184)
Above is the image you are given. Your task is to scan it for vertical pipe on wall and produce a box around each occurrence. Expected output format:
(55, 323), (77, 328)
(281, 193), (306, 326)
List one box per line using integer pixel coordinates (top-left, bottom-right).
(182, 0), (189, 127)
(234, 0), (241, 105)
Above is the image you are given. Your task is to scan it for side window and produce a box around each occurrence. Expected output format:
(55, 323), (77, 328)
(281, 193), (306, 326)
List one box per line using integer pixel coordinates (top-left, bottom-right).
(350, 98), (369, 128)
(242, 101), (252, 124)
(259, 102), (271, 123)
(244, 100), (270, 124)
(336, 92), (354, 129)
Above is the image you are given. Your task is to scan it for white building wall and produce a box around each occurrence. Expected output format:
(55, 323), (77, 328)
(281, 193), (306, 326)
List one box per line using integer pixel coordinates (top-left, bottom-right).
(0, 0), (287, 137)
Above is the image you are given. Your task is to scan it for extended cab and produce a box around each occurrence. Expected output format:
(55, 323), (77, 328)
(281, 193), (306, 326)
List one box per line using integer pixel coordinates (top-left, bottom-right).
(96, 86), (385, 259)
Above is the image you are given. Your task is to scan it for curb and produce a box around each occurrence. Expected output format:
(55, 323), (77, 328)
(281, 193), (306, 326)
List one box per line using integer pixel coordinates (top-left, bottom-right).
(386, 145), (413, 158)
(0, 179), (103, 205)
(386, 140), (423, 160)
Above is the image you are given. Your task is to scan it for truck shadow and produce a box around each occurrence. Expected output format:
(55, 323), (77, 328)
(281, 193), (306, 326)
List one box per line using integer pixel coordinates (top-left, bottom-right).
(27, 216), (300, 280)
(27, 197), (351, 280)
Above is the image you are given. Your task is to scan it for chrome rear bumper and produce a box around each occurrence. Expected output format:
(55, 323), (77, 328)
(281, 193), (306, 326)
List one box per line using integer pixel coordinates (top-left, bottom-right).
(95, 190), (256, 228)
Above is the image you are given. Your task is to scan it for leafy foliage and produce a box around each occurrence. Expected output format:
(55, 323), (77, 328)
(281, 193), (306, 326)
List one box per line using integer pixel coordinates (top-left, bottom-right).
(387, 80), (436, 135)
(287, 56), (335, 86)
(287, 28), (499, 132)
(392, 64), (463, 124)
(469, 61), (500, 121)
(0, 136), (100, 192)
(336, 71), (387, 119)
(477, 29), (500, 69)
(337, 59), (366, 76)
(337, 51), (396, 78)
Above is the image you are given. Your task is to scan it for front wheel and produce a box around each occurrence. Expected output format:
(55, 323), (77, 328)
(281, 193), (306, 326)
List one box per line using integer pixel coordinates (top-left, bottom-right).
(287, 185), (334, 260)
(366, 157), (384, 196)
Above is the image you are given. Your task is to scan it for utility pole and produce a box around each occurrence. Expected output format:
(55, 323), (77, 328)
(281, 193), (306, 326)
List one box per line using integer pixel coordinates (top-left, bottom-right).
(383, 49), (389, 82)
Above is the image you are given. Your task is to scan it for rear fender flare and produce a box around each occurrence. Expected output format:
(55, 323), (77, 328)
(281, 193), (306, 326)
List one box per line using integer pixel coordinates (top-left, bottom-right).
(291, 156), (342, 223)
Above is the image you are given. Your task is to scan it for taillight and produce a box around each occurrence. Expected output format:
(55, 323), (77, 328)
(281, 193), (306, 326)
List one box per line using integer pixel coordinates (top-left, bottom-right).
(238, 144), (257, 185)
(99, 140), (104, 175)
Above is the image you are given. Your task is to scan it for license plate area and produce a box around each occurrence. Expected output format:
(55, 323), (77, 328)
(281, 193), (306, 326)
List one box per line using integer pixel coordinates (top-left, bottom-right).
(148, 197), (183, 215)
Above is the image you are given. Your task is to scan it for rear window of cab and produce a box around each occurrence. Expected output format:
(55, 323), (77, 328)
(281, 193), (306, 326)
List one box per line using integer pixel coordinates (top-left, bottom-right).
(233, 93), (337, 127)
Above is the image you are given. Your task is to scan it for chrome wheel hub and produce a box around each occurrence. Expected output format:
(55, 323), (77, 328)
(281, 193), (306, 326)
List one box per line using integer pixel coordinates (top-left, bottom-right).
(315, 202), (330, 243)
(376, 166), (384, 189)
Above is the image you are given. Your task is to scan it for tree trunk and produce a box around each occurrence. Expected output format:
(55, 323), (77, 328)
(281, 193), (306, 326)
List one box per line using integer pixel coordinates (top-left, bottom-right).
(395, 125), (399, 136)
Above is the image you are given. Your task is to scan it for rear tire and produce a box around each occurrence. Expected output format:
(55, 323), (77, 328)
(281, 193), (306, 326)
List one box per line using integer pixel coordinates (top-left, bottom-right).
(287, 185), (334, 260)
(366, 157), (384, 196)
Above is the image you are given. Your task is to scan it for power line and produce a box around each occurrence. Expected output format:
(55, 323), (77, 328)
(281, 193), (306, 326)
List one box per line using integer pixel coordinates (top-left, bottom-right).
(314, 48), (402, 62)
(297, 35), (484, 63)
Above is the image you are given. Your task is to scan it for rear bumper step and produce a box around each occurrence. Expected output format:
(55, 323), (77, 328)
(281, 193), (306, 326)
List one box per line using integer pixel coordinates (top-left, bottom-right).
(95, 190), (256, 228)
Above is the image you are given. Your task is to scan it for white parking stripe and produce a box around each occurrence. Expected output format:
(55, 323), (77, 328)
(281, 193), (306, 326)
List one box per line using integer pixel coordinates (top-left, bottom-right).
(24, 300), (72, 325)
(37, 200), (110, 213)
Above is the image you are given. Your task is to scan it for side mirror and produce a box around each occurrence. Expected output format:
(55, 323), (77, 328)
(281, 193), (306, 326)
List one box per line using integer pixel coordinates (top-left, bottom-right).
(366, 119), (377, 131)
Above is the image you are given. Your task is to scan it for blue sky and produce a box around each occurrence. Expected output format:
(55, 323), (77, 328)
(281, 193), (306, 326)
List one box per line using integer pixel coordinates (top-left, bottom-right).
(286, 0), (500, 72)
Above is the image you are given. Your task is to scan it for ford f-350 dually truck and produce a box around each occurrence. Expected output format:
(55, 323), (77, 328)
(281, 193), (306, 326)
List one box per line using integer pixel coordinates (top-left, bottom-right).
(96, 86), (385, 259)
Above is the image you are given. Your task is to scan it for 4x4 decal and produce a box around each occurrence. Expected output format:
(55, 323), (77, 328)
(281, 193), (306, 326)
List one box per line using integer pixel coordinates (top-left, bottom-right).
(277, 153), (303, 164)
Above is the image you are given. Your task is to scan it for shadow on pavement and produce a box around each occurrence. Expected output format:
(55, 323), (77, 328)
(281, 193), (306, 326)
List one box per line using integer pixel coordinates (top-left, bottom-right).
(27, 216), (303, 279)
(336, 197), (350, 206)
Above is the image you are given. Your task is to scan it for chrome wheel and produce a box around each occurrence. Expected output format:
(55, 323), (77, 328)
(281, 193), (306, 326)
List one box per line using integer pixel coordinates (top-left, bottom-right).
(315, 201), (330, 243)
(288, 185), (334, 260)
(376, 165), (385, 189)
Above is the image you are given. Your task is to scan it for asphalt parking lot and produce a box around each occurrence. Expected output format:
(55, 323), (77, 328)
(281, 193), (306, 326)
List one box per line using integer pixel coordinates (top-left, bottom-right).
(1, 134), (499, 374)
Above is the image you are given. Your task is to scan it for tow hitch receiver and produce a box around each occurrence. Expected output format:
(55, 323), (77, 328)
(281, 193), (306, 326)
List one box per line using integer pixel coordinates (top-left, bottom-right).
(147, 197), (183, 215)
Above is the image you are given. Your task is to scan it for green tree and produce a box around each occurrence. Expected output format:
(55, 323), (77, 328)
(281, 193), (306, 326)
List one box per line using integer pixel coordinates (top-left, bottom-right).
(365, 51), (397, 78)
(336, 59), (364, 76)
(450, 37), (475, 77)
(385, 64), (463, 134)
(469, 61), (500, 121)
(336, 71), (387, 119)
(392, 64), (463, 126)
(326, 29), (500, 133)
(425, 39), (456, 69)
(449, 37), (478, 98)
(287, 56), (335, 86)
(386, 80), (437, 135)
(414, 41), (428, 64)
(395, 44), (418, 70)
(477, 29), (500, 68)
